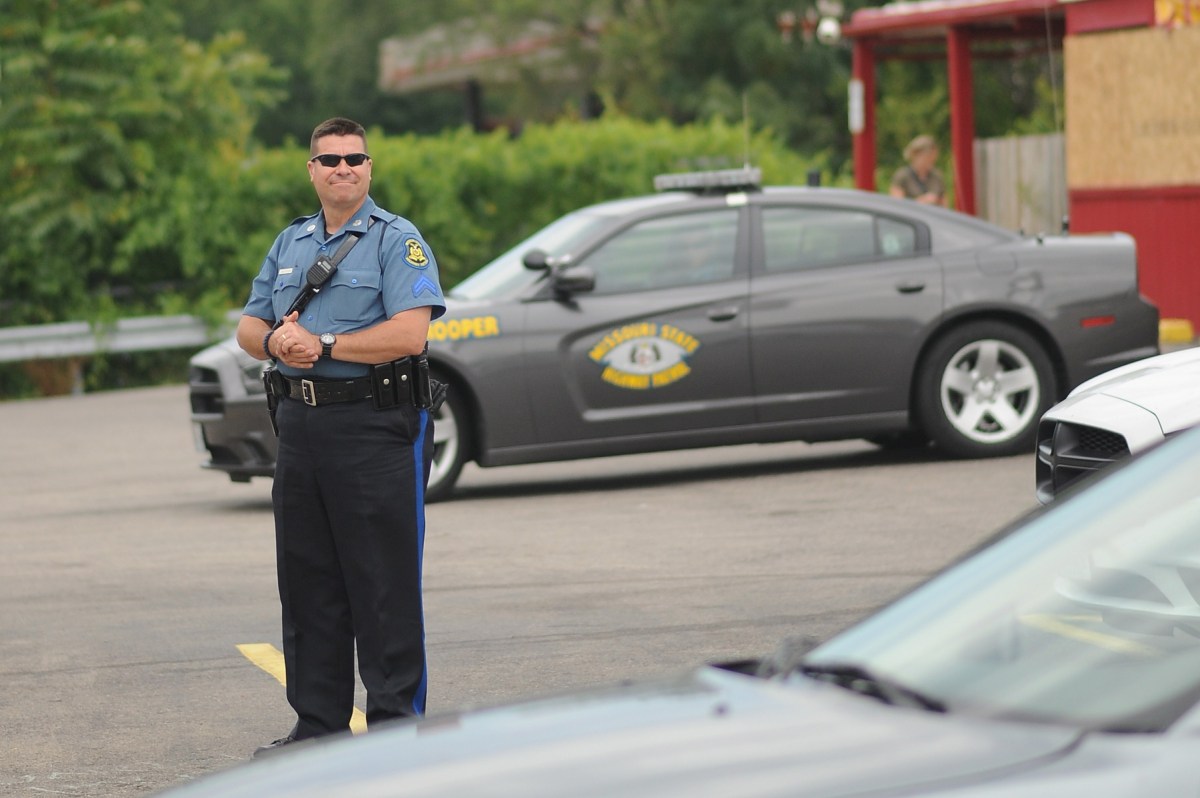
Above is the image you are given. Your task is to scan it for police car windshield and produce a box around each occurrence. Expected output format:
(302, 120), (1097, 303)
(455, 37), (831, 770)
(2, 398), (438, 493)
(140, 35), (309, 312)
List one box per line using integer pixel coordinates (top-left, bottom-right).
(450, 211), (609, 301)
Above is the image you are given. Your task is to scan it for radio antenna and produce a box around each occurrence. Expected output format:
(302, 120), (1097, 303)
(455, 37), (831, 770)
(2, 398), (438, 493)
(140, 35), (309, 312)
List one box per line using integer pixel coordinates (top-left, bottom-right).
(1043, 6), (1062, 136)
(742, 91), (752, 168)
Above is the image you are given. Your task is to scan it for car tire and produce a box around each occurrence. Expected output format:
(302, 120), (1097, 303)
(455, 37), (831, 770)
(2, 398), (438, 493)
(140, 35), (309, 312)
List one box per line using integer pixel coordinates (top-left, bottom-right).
(915, 321), (1055, 458)
(426, 375), (470, 503)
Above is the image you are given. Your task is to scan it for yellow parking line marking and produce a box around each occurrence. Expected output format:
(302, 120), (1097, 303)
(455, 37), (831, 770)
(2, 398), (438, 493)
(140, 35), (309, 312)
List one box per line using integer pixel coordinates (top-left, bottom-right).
(1019, 614), (1160, 656)
(237, 643), (367, 734)
(237, 643), (286, 684)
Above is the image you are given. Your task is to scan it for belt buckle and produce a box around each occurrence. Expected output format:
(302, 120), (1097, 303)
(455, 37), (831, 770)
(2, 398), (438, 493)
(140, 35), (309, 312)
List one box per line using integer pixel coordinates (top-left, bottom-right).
(301, 379), (317, 406)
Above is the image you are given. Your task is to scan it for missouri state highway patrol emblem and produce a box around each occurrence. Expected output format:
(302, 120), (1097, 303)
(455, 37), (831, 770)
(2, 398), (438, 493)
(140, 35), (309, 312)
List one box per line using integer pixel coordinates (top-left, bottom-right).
(588, 322), (701, 390)
(404, 238), (430, 268)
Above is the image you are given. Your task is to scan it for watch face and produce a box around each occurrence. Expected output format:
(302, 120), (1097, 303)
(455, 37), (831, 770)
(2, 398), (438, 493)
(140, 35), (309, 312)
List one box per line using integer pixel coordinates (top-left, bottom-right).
(320, 333), (335, 345)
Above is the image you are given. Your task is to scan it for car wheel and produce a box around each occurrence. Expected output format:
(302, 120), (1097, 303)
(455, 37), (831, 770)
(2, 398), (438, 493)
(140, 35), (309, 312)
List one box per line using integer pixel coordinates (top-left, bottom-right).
(426, 376), (470, 503)
(915, 321), (1055, 458)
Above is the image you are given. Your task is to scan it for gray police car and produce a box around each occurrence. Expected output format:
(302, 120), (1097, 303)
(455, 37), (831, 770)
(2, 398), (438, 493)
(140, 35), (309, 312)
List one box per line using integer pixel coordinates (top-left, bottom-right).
(189, 169), (1159, 501)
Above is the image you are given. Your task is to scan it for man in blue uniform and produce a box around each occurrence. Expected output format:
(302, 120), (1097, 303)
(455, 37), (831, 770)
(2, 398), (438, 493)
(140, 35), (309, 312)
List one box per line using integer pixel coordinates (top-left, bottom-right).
(236, 117), (446, 756)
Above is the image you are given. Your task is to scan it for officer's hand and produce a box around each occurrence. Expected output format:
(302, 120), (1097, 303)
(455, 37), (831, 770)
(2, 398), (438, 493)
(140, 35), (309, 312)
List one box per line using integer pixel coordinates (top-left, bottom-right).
(276, 312), (319, 368)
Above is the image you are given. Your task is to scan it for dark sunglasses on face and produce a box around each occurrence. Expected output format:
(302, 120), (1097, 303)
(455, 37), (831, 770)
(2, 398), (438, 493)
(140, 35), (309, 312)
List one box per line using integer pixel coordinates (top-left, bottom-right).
(309, 153), (370, 168)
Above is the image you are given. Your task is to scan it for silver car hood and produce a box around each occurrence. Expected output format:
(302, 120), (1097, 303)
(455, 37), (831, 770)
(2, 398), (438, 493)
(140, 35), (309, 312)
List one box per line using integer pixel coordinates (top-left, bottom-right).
(1049, 347), (1200, 444)
(174, 666), (1079, 798)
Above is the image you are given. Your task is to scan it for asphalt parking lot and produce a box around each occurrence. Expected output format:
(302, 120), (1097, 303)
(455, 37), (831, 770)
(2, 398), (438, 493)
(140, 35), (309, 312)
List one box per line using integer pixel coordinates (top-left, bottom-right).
(0, 384), (1036, 796)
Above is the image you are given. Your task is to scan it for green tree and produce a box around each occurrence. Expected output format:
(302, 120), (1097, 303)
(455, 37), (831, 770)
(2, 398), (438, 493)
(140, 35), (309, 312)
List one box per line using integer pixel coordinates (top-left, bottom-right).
(425, 1), (873, 172)
(0, 0), (286, 325)
(175, 1), (1062, 179)
(175, 1), (871, 169)
(595, 1), (848, 144)
(178, 0), (467, 144)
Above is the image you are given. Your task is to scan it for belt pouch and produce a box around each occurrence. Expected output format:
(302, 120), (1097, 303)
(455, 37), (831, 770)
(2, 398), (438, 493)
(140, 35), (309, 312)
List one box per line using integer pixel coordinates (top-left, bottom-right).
(371, 361), (399, 409)
(394, 358), (415, 406)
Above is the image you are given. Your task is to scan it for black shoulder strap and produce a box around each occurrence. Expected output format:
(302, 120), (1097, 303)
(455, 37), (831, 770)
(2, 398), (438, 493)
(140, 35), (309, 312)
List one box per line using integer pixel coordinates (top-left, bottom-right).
(328, 217), (376, 269)
(276, 218), (378, 326)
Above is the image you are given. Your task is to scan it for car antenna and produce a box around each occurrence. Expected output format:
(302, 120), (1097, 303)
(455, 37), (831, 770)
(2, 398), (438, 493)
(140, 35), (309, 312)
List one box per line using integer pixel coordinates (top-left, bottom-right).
(1042, 7), (1063, 145)
(742, 91), (753, 169)
(1043, 5), (1068, 232)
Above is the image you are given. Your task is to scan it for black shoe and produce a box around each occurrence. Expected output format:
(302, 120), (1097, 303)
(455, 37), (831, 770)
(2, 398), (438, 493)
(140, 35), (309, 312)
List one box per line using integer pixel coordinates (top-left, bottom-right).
(252, 735), (299, 759)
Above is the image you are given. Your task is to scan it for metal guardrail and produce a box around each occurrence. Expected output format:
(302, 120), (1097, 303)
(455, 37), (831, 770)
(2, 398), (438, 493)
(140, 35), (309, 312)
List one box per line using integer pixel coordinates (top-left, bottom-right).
(2, 312), (1192, 364)
(0, 311), (240, 364)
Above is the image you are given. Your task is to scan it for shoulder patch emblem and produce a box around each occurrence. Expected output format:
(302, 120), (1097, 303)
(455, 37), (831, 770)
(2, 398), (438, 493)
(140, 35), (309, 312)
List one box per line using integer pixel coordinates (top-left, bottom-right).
(404, 238), (430, 268)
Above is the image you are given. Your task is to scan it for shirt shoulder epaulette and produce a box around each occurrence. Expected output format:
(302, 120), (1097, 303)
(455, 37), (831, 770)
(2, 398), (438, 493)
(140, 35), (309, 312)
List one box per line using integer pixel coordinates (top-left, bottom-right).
(370, 208), (403, 229)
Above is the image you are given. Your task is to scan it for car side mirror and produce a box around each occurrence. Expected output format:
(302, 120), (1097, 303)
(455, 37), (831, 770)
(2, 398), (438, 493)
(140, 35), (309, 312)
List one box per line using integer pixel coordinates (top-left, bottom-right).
(552, 265), (595, 295)
(522, 249), (551, 271)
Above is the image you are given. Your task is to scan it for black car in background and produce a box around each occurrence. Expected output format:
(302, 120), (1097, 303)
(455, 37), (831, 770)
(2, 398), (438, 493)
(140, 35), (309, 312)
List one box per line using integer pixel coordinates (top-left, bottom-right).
(191, 169), (1159, 500)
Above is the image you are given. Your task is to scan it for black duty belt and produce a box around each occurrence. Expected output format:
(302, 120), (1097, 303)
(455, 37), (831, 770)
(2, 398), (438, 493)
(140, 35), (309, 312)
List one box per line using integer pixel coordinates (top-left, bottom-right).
(283, 375), (373, 406)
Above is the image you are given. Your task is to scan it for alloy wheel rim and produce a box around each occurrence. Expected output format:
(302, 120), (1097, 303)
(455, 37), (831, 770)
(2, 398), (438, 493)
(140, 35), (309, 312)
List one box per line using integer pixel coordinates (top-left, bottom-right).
(939, 338), (1040, 444)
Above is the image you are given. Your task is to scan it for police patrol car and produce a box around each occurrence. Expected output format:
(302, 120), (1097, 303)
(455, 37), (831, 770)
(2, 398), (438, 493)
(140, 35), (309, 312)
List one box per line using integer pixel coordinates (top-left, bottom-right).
(190, 168), (1159, 501)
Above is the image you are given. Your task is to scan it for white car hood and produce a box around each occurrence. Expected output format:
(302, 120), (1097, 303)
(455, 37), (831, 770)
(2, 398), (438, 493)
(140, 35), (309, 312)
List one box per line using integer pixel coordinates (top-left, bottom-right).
(172, 666), (1079, 798)
(1048, 348), (1200, 448)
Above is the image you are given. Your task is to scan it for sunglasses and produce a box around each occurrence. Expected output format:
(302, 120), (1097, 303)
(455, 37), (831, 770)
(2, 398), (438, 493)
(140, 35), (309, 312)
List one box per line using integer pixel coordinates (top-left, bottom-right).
(309, 153), (370, 168)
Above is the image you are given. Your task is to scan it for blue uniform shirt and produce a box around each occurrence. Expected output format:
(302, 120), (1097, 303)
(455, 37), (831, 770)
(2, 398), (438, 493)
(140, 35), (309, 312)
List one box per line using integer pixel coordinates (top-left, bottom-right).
(244, 197), (447, 379)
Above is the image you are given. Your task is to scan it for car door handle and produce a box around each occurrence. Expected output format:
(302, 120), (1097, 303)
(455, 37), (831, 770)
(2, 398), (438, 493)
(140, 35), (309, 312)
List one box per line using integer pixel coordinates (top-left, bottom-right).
(895, 281), (926, 294)
(707, 306), (740, 322)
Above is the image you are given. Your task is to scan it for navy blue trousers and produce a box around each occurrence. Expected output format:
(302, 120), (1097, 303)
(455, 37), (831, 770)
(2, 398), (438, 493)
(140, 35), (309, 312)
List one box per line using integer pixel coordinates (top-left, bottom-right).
(272, 395), (432, 739)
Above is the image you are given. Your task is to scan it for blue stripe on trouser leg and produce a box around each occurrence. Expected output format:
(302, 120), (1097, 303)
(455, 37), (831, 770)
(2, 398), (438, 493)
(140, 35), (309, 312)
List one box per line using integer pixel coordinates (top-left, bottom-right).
(411, 407), (430, 716)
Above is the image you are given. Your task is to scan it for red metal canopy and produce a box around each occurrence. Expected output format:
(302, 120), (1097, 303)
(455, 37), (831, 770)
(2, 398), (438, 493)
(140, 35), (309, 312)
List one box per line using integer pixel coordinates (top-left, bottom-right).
(840, 0), (1150, 213)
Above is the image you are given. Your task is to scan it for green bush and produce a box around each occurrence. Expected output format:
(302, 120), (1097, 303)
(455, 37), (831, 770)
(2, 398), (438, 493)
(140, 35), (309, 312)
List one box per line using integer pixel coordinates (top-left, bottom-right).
(223, 116), (826, 293)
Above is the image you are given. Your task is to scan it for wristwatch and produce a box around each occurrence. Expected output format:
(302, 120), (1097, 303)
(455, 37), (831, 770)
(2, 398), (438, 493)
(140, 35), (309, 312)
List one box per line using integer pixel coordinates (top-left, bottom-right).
(319, 332), (336, 359)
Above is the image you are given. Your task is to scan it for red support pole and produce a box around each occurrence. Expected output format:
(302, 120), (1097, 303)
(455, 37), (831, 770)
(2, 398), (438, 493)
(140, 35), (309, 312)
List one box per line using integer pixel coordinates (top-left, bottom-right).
(851, 39), (876, 192)
(946, 26), (975, 214)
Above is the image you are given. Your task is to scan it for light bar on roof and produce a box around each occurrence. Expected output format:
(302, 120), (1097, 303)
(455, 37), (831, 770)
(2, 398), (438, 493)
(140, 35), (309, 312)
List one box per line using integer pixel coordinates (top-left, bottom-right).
(653, 167), (762, 193)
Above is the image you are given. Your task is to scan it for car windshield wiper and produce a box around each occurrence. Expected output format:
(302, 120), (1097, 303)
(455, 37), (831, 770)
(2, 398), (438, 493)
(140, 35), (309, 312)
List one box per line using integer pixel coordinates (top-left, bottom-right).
(797, 661), (947, 713)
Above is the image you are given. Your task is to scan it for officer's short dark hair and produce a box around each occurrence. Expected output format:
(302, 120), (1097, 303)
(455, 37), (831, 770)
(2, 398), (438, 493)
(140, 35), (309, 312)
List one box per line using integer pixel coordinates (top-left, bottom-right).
(311, 117), (368, 154)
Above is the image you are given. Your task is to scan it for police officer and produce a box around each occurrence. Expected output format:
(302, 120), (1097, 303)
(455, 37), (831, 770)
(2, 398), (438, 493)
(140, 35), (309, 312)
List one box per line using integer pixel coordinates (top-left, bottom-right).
(235, 117), (446, 756)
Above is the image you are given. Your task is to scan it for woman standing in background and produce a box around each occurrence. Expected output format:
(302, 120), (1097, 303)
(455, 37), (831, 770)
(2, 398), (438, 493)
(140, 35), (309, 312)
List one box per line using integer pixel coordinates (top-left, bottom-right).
(890, 135), (946, 207)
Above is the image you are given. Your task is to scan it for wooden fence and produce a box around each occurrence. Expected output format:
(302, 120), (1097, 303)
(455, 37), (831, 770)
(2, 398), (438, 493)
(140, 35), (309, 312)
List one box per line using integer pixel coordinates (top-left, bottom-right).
(974, 132), (1067, 235)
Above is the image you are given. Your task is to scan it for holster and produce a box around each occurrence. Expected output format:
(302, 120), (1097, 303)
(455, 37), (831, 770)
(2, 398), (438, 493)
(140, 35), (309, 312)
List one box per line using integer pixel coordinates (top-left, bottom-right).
(262, 366), (286, 436)
(413, 346), (449, 412)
